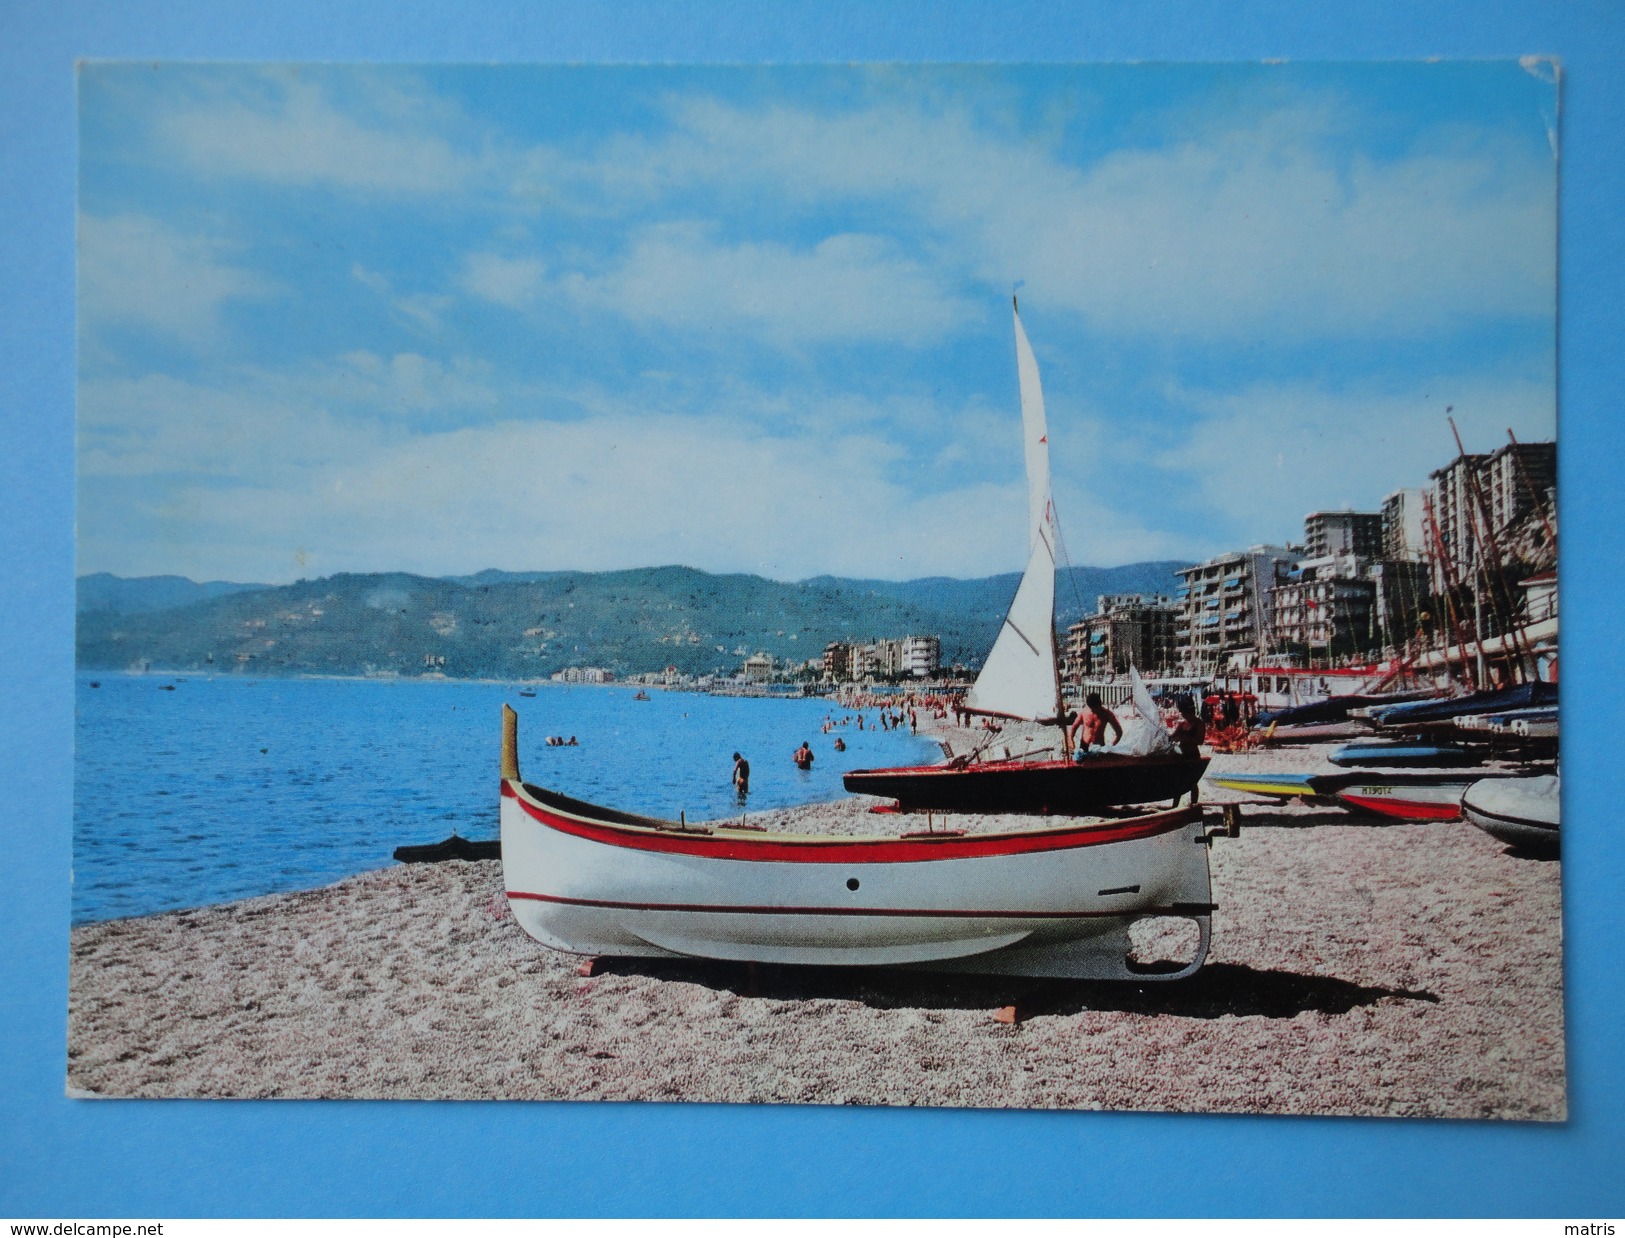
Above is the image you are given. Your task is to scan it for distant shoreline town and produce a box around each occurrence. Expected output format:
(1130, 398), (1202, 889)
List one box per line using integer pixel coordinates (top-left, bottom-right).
(555, 434), (1557, 704)
(78, 436), (1553, 703)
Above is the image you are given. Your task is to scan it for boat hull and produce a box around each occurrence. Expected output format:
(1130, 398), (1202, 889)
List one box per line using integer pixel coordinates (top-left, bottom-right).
(1329, 744), (1481, 769)
(1333, 779), (1476, 821)
(1206, 771), (1322, 798)
(1263, 721), (1365, 744)
(1461, 775), (1560, 850)
(1208, 769), (1480, 819)
(841, 754), (1209, 815)
(499, 779), (1214, 980)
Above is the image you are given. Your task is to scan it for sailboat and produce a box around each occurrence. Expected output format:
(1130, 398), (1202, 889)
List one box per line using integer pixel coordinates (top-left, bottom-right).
(844, 302), (1208, 815)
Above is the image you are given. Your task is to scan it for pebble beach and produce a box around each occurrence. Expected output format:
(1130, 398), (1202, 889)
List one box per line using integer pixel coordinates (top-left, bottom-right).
(67, 725), (1565, 1119)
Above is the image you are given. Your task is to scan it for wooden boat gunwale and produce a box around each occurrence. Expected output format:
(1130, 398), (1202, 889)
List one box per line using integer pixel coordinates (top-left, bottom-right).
(504, 777), (1202, 865)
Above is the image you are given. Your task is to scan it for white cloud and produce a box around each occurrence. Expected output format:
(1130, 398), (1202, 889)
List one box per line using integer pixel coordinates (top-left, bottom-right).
(78, 350), (510, 487)
(79, 213), (269, 341)
(77, 359), (1093, 583)
(130, 413), (1036, 584)
(160, 73), (480, 194)
(1154, 374), (1557, 545)
(558, 224), (978, 347)
(458, 252), (547, 308)
(350, 263), (453, 332)
(77, 373), (385, 483)
(583, 93), (1554, 341)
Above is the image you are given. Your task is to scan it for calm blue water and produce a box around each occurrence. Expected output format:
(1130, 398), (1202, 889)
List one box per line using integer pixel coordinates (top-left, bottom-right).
(72, 674), (935, 924)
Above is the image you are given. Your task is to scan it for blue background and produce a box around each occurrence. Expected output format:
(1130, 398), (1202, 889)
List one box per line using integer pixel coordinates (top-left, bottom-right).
(3, 1), (1621, 1218)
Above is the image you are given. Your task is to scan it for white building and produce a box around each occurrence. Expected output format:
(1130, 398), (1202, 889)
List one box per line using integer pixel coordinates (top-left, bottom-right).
(901, 635), (941, 678)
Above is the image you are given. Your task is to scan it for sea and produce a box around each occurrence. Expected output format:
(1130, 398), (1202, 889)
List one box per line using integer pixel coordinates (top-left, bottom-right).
(72, 673), (937, 925)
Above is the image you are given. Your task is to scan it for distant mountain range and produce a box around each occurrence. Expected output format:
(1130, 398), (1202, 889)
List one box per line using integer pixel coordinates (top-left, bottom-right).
(75, 562), (1191, 679)
(75, 572), (271, 615)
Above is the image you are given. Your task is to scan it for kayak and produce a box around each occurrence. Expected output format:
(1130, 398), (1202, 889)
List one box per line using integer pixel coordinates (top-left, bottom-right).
(1329, 743), (1483, 768)
(1333, 778), (1478, 821)
(1205, 771), (1324, 798)
(1208, 769), (1488, 820)
(1261, 721), (1365, 745)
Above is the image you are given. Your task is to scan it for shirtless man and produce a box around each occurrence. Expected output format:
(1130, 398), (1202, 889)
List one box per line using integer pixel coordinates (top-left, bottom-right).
(731, 752), (751, 798)
(793, 741), (814, 770)
(1069, 693), (1122, 758)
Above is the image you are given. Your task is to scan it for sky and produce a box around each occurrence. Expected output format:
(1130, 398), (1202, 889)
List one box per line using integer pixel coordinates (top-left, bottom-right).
(76, 62), (1559, 585)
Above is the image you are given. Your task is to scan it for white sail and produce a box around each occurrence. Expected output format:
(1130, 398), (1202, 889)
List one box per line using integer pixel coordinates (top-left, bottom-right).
(1013, 304), (1053, 549)
(1106, 665), (1176, 757)
(964, 302), (1062, 722)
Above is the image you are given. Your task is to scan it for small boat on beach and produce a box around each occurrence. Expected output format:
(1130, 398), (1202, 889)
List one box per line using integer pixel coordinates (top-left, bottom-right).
(1329, 743), (1482, 769)
(1207, 769), (1482, 821)
(1461, 774), (1560, 851)
(1331, 776), (1482, 821)
(500, 705), (1218, 980)
(1370, 682), (1557, 734)
(843, 303), (1206, 814)
(1261, 720), (1366, 745)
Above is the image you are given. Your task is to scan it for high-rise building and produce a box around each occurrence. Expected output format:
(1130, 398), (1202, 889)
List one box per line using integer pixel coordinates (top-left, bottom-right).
(1367, 558), (1433, 650)
(1175, 546), (1300, 673)
(1380, 489), (1427, 561)
(1427, 440), (1556, 587)
(1304, 511), (1383, 560)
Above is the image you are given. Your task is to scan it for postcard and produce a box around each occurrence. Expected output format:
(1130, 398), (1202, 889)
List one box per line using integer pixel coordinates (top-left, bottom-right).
(69, 61), (1562, 1118)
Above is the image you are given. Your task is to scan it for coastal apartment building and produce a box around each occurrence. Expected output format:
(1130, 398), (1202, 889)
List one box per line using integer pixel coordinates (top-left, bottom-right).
(821, 641), (853, 683)
(900, 634), (942, 678)
(1367, 557), (1433, 650)
(1304, 510), (1383, 560)
(1175, 546), (1300, 674)
(1381, 489), (1427, 561)
(1269, 554), (1377, 657)
(1427, 440), (1556, 589)
(551, 666), (614, 683)
(1064, 593), (1180, 679)
(852, 640), (897, 679)
(822, 634), (941, 683)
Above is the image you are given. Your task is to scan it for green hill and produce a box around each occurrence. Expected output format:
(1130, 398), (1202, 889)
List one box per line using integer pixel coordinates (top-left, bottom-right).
(74, 561), (1191, 679)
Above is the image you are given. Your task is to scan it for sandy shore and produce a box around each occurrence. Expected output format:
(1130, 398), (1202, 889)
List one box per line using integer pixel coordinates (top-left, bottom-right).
(68, 735), (1565, 1118)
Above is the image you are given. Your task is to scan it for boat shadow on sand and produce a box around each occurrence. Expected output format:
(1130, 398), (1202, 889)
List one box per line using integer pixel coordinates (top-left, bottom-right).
(584, 956), (1438, 1022)
(1225, 804), (1560, 860)
(1219, 805), (1437, 830)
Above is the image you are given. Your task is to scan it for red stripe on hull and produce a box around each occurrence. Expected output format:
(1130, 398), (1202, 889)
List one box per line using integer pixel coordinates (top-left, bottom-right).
(1337, 793), (1463, 821)
(505, 780), (1195, 863)
(506, 890), (1213, 919)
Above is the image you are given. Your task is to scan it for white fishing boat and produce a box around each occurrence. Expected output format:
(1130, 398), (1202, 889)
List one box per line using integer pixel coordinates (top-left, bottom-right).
(499, 705), (1219, 980)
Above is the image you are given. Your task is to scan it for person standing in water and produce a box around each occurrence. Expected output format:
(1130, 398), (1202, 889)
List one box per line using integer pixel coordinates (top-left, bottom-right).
(793, 741), (814, 770)
(731, 751), (751, 799)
